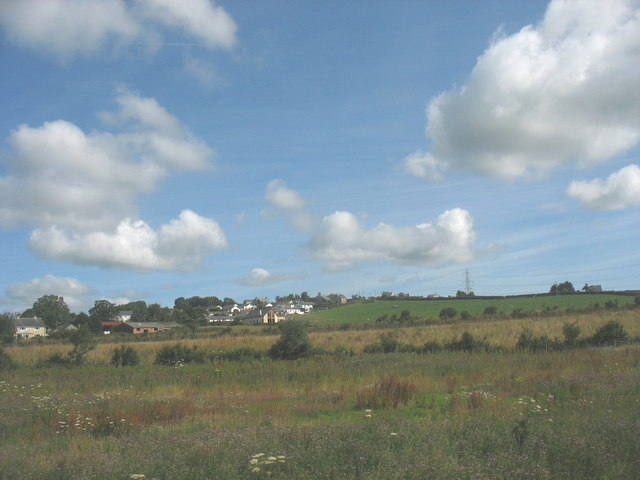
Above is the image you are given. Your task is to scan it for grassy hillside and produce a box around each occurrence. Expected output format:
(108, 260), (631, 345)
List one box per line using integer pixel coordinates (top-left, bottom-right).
(306, 293), (637, 324)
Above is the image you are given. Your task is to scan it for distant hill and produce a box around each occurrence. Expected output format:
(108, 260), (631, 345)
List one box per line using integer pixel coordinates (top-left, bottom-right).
(305, 293), (638, 325)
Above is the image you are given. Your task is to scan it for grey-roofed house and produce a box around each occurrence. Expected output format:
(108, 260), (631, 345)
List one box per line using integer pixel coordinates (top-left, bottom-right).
(112, 322), (181, 334)
(13, 317), (47, 339)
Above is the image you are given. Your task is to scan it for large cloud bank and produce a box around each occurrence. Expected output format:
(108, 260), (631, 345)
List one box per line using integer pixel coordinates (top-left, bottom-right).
(0, 0), (237, 61)
(405, 0), (640, 181)
(0, 91), (227, 270)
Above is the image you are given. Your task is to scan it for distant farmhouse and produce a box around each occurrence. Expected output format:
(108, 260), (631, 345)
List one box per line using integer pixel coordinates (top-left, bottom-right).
(111, 322), (181, 335)
(241, 308), (285, 325)
(13, 317), (47, 339)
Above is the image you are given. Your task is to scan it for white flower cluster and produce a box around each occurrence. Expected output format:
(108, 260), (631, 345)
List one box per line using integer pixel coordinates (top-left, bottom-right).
(249, 453), (286, 474)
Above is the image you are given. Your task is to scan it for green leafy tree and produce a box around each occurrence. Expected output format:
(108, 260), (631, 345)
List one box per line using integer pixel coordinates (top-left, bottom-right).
(549, 281), (575, 295)
(89, 300), (117, 323)
(66, 326), (96, 366)
(74, 311), (102, 334)
(268, 320), (313, 360)
(0, 313), (16, 344)
(24, 295), (72, 329)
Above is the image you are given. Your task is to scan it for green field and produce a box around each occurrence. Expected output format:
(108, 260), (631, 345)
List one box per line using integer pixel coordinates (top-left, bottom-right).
(306, 293), (637, 324)
(2, 305), (640, 479)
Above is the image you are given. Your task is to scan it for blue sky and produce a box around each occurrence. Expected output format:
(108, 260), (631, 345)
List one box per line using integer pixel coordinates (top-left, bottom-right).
(1, 0), (639, 313)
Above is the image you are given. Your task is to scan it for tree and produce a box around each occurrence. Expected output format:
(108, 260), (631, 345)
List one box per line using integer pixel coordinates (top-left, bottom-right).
(549, 281), (575, 295)
(73, 312), (102, 334)
(66, 326), (96, 366)
(268, 320), (313, 360)
(89, 300), (117, 323)
(24, 295), (72, 329)
(0, 313), (16, 344)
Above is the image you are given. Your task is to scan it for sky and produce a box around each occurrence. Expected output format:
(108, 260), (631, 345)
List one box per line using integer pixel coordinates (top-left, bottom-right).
(1, 0), (639, 313)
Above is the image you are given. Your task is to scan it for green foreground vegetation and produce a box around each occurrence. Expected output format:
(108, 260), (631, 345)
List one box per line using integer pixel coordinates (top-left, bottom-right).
(1, 298), (640, 479)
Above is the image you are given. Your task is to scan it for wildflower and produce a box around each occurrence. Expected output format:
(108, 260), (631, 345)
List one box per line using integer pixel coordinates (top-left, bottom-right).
(129, 475), (145, 479)
(251, 467), (261, 473)
(252, 453), (265, 458)
(390, 432), (398, 437)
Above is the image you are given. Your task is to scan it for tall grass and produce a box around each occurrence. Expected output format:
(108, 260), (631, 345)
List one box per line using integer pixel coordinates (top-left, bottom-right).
(2, 309), (639, 479)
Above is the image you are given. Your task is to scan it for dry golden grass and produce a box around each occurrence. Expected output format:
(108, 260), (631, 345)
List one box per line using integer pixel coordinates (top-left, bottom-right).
(6, 309), (638, 365)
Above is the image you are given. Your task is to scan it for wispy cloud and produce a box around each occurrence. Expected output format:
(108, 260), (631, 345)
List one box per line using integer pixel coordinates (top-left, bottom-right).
(1, 274), (93, 312)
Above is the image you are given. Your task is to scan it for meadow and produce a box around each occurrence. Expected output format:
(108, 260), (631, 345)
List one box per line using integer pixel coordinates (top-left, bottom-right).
(1, 302), (639, 479)
(305, 293), (637, 324)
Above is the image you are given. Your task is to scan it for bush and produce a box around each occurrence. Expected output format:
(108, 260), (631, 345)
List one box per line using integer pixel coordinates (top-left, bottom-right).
(155, 344), (206, 366)
(363, 334), (415, 354)
(420, 340), (444, 353)
(267, 320), (313, 360)
(439, 307), (457, 320)
(0, 347), (15, 371)
(355, 374), (416, 409)
(110, 345), (140, 367)
(589, 321), (629, 346)
(445, 331), (491, 352)
(515, 329), (562, 352)
(562, 322), (581, 346)
(483, 306), (497, 315)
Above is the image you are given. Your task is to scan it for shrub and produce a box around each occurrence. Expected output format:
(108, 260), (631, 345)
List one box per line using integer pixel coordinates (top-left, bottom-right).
(155, 344), (206, 366)
(562, 322), (581, 346)
(355, 374), (416, 409)
(0, 347), (15, 371)
(515, 329), (562, 352)
(483, 306), (497, 315)
(445, 331), (491, 352)
(589, 321), (629, 346)
(421, 340), (444, 353)
(110, 345), (140, 367)
(439, 307), (457, 320)
(267, 320), (313, 360)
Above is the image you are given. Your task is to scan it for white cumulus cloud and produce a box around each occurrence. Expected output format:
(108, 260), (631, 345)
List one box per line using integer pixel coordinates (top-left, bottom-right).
(0, 90), (213, 232)
(307, 208), (475, 271)
(1, 91), (226, 270)
(405, 0), (640, 181)
(2, 274), (93, 312)
(0, 0), (237, 61)
(263, 179), (315, 231)
(28, 210), (227, 271)
(567, 164), (640, 210)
